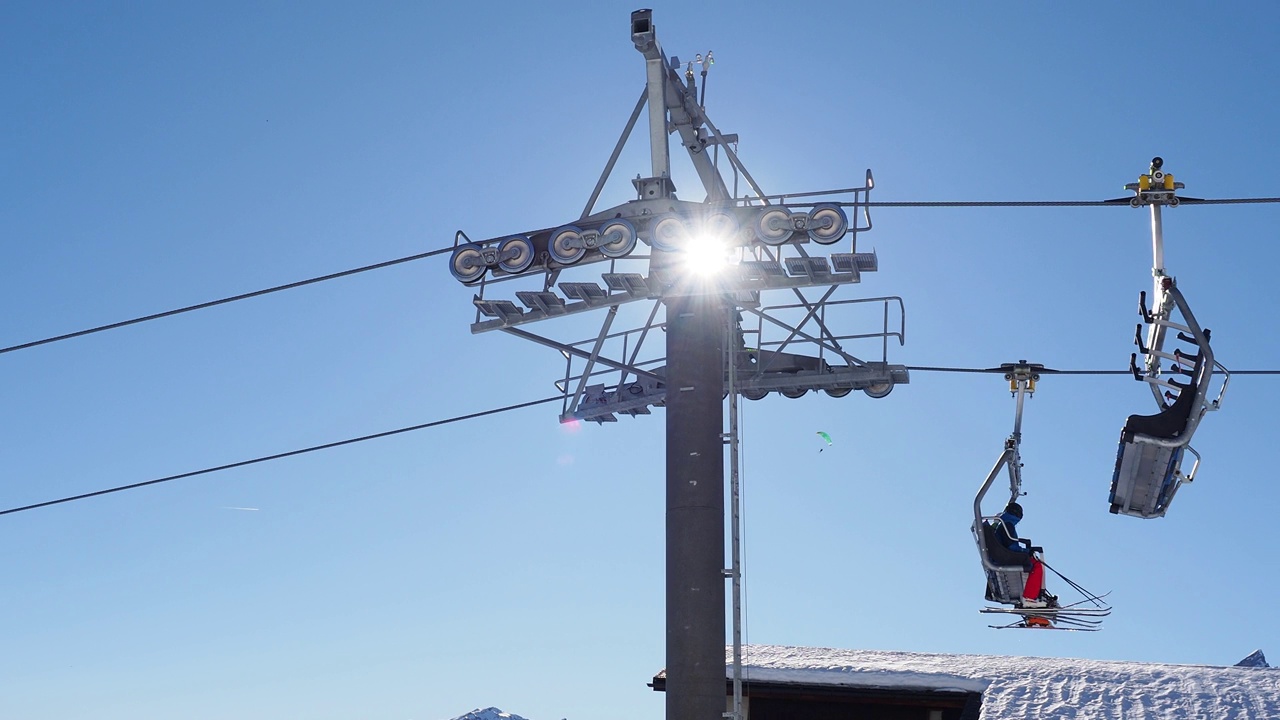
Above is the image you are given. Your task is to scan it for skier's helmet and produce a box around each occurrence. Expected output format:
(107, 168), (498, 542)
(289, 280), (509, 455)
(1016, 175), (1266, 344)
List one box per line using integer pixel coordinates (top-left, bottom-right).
(1004, 502), (1024, 519)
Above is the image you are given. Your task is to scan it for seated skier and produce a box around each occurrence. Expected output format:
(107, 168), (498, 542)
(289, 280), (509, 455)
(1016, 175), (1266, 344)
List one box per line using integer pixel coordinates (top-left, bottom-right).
(989, 502), (1058, 609)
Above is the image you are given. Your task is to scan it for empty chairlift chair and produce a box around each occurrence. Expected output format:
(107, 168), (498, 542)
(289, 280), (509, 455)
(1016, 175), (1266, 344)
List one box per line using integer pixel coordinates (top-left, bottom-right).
(1109, 280), (1227, 518)
(1108, 158), (1230, 519)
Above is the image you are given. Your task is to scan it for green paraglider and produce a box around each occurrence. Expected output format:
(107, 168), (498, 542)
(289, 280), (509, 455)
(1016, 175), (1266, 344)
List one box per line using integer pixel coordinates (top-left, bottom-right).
(816, 431), (833, 452)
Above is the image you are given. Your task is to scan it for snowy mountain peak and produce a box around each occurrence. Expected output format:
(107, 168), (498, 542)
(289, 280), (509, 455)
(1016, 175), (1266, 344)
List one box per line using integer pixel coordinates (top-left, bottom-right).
(450, 708), (533, 720)
(1236, 649), (1271, 668)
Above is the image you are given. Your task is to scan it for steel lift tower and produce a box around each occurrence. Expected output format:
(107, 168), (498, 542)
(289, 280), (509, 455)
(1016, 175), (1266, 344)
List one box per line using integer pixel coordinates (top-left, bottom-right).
(448, 11), (909, 720)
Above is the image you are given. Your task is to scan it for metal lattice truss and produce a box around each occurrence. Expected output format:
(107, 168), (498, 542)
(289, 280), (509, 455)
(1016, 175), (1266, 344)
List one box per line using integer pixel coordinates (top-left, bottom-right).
(449, 9), (909, 423)
(552, 290), (908, 424)
(461, 204), (910, 423)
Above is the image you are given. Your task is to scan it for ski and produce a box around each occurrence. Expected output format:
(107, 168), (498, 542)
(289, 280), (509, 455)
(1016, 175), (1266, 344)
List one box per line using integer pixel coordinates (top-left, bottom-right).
(981, 606), (1110, 619)
(981, 614), (1104, 627)
(985, 614), (1103, 628)
(988, 617), (1100, 627)
(979, 604), (1109, 632)
(1039, 609), (1100, 622)
(985, 611), (1103, 631)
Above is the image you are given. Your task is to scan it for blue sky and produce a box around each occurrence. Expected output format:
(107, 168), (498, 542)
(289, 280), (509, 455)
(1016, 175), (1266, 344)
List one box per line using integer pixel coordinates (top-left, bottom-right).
(3, 2), (1279, 719)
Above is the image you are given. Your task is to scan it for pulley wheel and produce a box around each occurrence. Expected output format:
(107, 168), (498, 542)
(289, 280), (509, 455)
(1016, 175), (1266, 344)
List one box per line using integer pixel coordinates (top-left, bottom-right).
(754, 207), (794, 245)
(648, 214), (687, 253)
(598, 218), (638, 258)
(449, 244), (486, 284)
(549, 225), (587, 265)
(807, 203), (848, 244)
(497, 235), (535, 274)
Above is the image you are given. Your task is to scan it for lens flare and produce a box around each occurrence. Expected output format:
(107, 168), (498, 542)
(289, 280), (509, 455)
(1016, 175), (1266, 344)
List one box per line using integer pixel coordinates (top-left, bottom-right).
(682, 232), (730, 275)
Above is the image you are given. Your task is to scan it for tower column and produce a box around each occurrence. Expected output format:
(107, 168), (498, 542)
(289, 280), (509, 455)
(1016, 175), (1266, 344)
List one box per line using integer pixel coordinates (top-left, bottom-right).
(664, 289), (727, 720)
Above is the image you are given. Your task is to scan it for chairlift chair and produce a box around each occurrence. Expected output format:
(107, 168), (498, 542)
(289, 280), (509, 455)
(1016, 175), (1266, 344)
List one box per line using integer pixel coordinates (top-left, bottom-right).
(1109, 159), (1230, 519)
(1109, 281), (1227, 517)
(971, 363), (1042, 607)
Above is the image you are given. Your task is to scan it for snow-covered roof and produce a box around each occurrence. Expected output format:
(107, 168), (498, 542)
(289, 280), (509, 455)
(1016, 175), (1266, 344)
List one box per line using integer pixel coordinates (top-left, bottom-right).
(733, 645), (1280, 719)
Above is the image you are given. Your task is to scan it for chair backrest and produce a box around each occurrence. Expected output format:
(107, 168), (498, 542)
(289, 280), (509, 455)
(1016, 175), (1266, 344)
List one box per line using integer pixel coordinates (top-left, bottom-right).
(976, 519), (1030, 604)
(1122, 374), (1200, 442)
(982, 519), (1035, 568)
